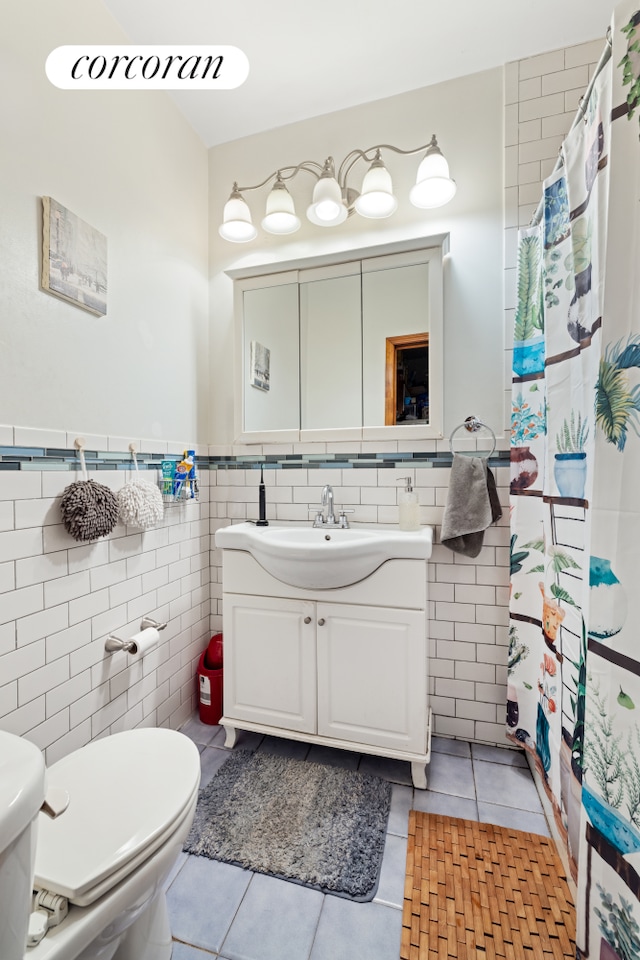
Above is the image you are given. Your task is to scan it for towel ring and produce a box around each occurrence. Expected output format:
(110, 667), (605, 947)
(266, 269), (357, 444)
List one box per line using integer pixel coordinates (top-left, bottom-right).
(449, 416), (496, 459)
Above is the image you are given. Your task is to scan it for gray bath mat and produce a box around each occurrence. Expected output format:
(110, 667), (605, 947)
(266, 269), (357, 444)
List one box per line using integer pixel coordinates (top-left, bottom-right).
(183, 749), (392, 901)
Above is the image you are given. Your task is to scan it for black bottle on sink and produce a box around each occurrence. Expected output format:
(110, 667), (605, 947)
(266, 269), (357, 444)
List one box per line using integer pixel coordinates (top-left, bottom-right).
(256, 464), (269, 526)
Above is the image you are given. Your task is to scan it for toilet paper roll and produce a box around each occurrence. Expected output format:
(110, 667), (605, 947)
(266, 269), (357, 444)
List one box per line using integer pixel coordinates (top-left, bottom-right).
(127, 627), (160, 656)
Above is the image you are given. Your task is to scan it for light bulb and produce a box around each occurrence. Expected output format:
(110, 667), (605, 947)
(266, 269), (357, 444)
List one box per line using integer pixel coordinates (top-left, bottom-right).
(315, 199), (341, 221)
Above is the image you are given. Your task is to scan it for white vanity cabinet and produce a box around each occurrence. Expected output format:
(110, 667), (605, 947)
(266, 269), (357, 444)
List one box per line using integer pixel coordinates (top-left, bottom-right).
(315, 602), (426, 755)
(223, 594), (317, 734)
(219, 548), (432, 788)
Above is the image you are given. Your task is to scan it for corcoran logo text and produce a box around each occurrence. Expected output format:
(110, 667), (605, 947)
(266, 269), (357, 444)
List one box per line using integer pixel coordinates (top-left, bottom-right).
(46, 45), (249, 90)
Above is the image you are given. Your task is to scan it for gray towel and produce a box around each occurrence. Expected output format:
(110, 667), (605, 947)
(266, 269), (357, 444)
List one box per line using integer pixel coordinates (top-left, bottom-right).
(441, 454), (502, 558)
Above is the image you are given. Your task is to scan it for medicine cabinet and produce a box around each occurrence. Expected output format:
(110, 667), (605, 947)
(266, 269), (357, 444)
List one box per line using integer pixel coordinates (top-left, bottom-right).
(228, 235), (447, 443)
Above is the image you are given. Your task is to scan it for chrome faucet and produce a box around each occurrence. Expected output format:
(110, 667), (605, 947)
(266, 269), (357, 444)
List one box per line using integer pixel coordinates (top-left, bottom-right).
(311, 484), (353, 528)
(322, 484), (336, 525)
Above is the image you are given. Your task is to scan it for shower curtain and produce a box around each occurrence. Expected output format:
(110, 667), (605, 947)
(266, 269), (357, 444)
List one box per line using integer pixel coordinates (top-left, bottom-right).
(508, 1), (640, 955)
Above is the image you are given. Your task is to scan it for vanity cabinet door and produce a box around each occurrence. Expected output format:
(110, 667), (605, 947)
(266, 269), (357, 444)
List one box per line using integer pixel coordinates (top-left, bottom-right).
(315, 602), (426, 754)
(223, 594), (317, 733)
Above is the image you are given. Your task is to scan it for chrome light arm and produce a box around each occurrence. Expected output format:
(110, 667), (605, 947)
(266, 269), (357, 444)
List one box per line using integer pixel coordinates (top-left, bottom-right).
(336, 136), (440, 191)
(233, 140), (439, 209)
(235, 159), (325, 194)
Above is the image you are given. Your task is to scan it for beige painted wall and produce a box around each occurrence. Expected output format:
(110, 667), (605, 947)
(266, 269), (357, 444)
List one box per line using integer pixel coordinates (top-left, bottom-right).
(208, 68), (505, 447)
(0, 0), (209, 444)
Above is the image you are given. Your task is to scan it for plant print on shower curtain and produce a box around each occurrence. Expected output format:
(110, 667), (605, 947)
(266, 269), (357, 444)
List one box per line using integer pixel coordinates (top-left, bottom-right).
(510, 1), (640, 953)
(577, 4), (640, 958)
(508, 56), (610, 884)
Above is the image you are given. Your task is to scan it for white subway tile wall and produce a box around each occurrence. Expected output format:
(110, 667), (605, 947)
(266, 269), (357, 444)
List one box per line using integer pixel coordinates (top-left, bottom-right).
(0, 466), (211, 764)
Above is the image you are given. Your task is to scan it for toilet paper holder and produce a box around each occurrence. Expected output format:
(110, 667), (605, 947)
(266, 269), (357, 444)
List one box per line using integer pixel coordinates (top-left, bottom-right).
(105, 616), (167, 653)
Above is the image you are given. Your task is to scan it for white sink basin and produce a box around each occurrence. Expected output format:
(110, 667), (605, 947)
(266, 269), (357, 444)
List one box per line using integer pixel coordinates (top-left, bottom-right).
(214, 522), (433, 588)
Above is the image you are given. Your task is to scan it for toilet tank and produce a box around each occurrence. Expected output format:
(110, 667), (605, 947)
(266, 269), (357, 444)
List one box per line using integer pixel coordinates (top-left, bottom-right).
(0, 731), (46, 960)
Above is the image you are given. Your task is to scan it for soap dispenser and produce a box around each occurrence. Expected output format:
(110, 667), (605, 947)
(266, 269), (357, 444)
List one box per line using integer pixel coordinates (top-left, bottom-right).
(397, 477), (420, 531)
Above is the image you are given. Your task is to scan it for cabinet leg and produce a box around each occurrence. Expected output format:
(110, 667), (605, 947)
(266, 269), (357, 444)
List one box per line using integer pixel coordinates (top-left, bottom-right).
(223, 724), (238, 749)
(411, 761), (428, 790)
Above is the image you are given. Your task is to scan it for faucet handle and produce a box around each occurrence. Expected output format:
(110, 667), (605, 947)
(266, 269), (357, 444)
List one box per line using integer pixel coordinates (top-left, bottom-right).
(337, 509), (354, 529)
(310, 508), (324, 527)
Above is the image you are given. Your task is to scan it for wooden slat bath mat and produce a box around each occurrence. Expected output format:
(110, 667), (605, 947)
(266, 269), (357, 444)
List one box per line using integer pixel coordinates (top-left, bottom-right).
(401, 811), (575, 960)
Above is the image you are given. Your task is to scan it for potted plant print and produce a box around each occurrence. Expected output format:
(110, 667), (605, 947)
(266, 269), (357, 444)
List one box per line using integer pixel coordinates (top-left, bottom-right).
(510, 445), (540, 493)
(554, 410), (588, 499)
(512, 232), (545, 377)
(595, 885), (640, 960)
(583, 680), (640, 855)
(510, 393), (545, 492)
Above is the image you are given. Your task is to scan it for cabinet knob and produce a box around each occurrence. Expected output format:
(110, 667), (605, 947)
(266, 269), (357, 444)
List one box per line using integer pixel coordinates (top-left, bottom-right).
(303, 616), (311, 624)
(317, 618), (325, 626)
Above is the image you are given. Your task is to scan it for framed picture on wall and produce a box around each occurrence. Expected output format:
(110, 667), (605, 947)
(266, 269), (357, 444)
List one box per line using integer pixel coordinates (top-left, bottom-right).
(250, 340), (270, 391)
(41, 197), (107, 316)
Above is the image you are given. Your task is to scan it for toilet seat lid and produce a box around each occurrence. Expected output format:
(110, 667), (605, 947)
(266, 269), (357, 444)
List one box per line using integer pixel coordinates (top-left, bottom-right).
(34, 728), (200, 902)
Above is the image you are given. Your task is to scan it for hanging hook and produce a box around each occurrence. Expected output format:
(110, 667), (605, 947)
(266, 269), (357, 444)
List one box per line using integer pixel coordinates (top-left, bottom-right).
(74, 437), (88, 481)
(129, 442), (139, 473)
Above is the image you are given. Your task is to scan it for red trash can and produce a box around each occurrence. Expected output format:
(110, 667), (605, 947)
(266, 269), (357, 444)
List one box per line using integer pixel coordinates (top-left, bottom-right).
(197, 633), (223, 724)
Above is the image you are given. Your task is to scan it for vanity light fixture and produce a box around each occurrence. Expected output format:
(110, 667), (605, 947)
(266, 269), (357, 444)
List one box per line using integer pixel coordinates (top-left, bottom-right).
(218, 134), (456, 242)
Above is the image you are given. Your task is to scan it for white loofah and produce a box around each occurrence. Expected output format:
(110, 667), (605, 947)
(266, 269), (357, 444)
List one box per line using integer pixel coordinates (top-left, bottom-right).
(117, 478), (164, 530)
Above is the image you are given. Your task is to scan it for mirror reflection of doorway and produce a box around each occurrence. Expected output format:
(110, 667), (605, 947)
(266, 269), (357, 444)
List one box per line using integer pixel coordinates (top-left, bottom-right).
(385, 333), (429, 425)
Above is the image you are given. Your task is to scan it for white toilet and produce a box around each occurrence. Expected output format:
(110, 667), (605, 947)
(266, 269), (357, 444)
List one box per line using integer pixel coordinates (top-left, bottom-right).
(0, 727), (201, 960)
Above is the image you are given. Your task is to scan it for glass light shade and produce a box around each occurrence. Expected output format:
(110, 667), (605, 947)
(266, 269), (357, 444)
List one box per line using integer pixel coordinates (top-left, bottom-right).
(307, 176), (347, 226)
(354, 163), (398, 219)
(219, 193), (257, 242)
(261, 181), (301, 235)
(410, 151), (456, 209)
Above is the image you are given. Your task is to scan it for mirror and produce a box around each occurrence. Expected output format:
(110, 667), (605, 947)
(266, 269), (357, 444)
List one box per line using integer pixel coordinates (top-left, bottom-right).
(361, 255), (431, 428)
(229, 236), (446, 442)
(300, 264), (361, 430)
(243, 280), (299, 432)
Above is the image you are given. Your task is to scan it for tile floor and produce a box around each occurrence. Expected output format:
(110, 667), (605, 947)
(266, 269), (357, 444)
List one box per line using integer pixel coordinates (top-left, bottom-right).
(167, 716), (550, 960)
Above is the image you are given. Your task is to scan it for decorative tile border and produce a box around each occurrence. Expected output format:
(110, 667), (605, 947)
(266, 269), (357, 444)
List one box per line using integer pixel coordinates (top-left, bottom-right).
(0, 445), (511, 472)
(0, 446), (169, 471)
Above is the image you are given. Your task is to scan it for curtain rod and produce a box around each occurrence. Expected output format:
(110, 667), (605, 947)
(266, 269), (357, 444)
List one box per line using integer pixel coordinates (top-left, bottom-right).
(529, 29), (612, 226)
